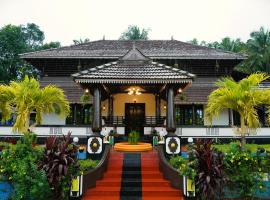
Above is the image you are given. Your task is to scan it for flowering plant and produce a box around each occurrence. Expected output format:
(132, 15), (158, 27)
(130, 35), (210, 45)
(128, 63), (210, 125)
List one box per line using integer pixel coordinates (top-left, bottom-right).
(224, 143), (265, 198)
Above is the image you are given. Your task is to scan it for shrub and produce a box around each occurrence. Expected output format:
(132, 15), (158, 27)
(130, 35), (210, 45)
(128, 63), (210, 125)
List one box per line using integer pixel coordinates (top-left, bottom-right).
(79, 159), (99, 173)
(39, 131), (79, 200)
(224, 143), (265, 198)
(128, 131), (140, 144)
(0, 133), (52, 200)
(191, 139), (226, 200)
(169, 155), (196, 179)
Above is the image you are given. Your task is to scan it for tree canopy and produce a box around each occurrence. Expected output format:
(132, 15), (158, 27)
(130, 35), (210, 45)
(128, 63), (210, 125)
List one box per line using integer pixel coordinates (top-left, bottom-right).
(119, 25), (150, 40)
(0, 23), (61, 83)
(239, 27), (270, 73)
(187, 26), (270, 74)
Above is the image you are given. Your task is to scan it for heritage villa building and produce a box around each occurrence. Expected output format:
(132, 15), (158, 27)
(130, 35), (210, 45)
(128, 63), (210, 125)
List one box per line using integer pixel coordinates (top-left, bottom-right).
(1, 40), (270, 140)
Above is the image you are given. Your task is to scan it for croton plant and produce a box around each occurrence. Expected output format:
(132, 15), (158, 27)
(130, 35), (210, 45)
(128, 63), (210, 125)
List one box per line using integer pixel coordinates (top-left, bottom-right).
(39, 131), (79, 200)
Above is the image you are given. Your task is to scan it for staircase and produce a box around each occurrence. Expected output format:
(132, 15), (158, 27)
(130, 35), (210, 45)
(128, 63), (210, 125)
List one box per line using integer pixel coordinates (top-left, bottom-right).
(82, 150), (183, 200)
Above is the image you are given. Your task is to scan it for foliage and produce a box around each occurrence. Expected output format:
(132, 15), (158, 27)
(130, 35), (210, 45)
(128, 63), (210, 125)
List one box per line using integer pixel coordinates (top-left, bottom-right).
(80, 92), (91, 105)
(187, 37), (246, 53)
(169, 155), (196, 179)
(40, 41), (61, 50)
(73, 38), (90, 45)
(0, 76), (70, 133)
(128, 131), (140, 144)
(191, 139), (226, 200)
(39, 131), (79, 200)
(119, 25), (150, 40)
(214, 142), (270, 153)
(0, 133), (52, 200)
(188, 27), (270, 73)
(78, 159), (99, 173)
(239, 27), (270, 73)
(205, 73), (270, 148)
(0, 23), (61, 83)
(224, 143), (265, 198)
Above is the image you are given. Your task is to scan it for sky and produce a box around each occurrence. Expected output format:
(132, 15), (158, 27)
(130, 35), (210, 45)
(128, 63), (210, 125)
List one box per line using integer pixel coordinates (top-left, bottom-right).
(0, 0), (270, 46)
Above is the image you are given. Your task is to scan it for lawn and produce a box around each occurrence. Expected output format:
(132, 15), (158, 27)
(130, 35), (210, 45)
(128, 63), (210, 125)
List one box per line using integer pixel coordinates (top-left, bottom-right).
(214, 143), (270, 153)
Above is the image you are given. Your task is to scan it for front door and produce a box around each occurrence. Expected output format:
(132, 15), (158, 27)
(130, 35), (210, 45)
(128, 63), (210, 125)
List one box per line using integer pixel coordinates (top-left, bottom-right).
(125, 103), (145, 136)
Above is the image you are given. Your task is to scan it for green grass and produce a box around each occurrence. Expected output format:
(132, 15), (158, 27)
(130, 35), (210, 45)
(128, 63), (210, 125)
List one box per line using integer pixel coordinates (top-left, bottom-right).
(214, 143), (270, 153)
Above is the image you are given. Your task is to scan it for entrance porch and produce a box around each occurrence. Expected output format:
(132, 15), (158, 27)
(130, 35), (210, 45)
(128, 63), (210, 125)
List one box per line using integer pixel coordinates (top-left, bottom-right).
(72, 47), (195, 139)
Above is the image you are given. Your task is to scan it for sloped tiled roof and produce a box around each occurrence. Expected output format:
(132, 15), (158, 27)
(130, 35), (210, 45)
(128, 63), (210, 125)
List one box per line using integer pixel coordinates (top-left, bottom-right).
(72, 48), (195, 84)
(175, 77), (218, 104)
(20, 40), (246, 60)
(39, 76), (87, 103)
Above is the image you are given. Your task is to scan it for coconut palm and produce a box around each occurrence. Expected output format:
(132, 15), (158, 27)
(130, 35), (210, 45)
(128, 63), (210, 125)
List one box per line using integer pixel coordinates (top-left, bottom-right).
(205, 73), (270, 149)
(0, 76), (70, 133)
(241, 27), (270, 73)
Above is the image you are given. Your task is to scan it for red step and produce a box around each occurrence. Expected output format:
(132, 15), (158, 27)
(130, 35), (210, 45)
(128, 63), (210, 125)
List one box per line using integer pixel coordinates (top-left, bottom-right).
(141, 151), (184, 199)
(82, 149), (184, 200)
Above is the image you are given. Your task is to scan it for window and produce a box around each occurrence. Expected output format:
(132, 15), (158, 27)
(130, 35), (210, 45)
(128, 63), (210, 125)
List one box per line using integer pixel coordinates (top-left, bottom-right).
(66, 104), (93, 125)
(194, 105), (204, 125)
(176, 105), (204, 125)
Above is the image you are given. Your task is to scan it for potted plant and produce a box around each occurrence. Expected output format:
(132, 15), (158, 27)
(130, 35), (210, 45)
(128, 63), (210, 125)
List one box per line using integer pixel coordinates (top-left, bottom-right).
(128, 131), (140, 145)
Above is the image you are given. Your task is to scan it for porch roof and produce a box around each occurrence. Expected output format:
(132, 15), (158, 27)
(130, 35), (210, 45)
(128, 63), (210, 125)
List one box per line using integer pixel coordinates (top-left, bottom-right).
(72, 48), (195, 84)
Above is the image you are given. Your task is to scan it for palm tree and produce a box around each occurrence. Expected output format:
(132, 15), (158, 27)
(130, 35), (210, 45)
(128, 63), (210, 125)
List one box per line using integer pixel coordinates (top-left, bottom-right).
(119, 25), (150, 40)
(241, 27), (270, 73)
(205, 73), (270, 149)
(73, 38), (90, 45)
(207, 37), (246, 53)
(0, 76), (70, 133)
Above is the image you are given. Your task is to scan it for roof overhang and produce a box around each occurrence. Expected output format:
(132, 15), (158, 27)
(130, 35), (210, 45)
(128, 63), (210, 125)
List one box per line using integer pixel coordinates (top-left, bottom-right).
(74, 78), (193, 84)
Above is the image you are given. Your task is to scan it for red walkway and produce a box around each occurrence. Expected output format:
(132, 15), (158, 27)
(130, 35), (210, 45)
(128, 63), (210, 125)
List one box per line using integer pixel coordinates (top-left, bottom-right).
(82, 150), (183, 200)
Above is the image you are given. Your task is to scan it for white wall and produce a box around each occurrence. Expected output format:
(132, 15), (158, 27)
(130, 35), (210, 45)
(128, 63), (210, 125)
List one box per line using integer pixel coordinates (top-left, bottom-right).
(176, 127), (270, 138)
(41, 113), (66, 125)
(204, 106), (229, 126)
(144, 127), (167, 135)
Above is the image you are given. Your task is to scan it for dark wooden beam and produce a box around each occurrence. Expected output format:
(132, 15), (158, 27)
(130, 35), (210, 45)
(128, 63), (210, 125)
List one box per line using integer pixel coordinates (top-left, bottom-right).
(155, 94), (161, 118)
(166, 86), (176, 135)
(92, 87), (101, 134)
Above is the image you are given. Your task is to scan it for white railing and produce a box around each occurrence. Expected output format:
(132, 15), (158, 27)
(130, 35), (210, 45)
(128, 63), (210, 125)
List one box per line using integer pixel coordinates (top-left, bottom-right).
(0, 126), (270, 138)
(176, 127), (270, 138)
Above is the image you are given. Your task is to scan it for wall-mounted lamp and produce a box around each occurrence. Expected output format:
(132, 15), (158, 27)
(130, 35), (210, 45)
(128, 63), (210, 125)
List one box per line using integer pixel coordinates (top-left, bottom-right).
(163, 105), (167, 110)
(178, 88), (182, 93)
(102, 105), (106, 111)
(85, 88), (89, 93)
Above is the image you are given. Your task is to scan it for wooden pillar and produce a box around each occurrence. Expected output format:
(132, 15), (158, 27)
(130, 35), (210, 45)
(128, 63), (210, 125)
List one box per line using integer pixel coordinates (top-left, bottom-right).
(108, 95), (113, 117)
(166, 86), (176, 135)
(73, 104), (77, 125)
(155, 94), (161, 118)
(92, 87), (101, 134)
(192, 104), (195, 125)
(228, 109), (232, 126)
